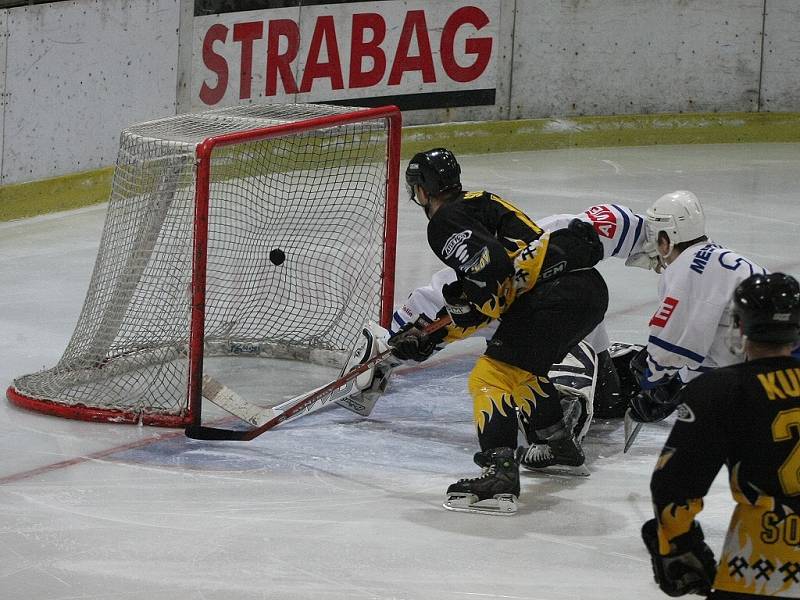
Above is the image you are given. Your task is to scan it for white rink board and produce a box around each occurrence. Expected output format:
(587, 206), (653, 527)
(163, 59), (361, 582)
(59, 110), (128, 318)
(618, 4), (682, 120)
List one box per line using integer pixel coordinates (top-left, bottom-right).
(509, 0), (763, 119)
(760, 0), (800, 111)
(1, 0), (180, 184)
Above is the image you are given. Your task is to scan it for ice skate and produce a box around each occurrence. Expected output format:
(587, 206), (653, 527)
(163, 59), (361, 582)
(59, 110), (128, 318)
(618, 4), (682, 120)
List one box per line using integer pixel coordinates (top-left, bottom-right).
(443, 447), (519, 516)
(516, 437), (590, 477)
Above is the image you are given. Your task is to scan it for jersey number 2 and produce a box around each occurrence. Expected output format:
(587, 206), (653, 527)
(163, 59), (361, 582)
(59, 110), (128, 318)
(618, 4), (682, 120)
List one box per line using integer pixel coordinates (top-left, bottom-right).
(772, 409), (800, 496)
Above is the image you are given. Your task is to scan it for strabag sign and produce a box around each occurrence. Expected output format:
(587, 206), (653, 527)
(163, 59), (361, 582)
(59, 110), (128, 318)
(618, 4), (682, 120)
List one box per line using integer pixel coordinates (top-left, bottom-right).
(192, 0), (499, 110)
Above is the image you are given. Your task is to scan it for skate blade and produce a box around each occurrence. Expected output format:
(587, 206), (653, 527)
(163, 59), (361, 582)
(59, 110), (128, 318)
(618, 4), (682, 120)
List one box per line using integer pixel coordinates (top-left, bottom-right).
(521, 463), (590, 477)
(443, 493), (518, 516)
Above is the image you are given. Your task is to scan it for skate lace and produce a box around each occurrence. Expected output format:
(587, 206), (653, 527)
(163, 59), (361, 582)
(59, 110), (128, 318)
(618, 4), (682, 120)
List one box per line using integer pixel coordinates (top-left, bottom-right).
(458, 464), (496, 483)
(519, 444), (552, 464)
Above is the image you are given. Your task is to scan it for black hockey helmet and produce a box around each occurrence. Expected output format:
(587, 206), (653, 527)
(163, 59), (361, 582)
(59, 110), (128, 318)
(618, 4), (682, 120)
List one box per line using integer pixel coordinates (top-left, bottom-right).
(733, 272), (800, 344)
(405, 148), (462, 205)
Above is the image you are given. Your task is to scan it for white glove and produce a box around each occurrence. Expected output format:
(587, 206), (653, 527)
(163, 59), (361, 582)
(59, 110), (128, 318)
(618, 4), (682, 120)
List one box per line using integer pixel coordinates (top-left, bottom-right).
(625, 239), (664, 272)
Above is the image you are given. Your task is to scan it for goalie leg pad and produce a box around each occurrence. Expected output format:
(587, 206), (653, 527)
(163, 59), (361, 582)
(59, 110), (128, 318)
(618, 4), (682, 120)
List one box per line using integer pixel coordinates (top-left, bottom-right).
(336, 322), (394, 417)
(340, 321), (392, 390)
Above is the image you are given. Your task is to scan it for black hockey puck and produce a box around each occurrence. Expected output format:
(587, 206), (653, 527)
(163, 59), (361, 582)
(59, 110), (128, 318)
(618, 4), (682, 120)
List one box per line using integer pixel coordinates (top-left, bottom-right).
(269, 248), (286, 265)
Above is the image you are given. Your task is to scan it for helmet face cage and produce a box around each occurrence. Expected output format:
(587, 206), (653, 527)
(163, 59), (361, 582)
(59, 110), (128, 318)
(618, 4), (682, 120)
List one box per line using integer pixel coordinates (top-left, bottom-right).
(726, 300), (746, 357)
(405, 162), (425, 206)
(405, 180), (420, 206)
(642, 216), (668, 272)
(733, 273), (800, 345)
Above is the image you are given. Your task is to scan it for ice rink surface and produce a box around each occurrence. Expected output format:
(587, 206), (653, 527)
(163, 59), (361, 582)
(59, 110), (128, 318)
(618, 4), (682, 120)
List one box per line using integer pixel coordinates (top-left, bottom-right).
(1, 143), (799, 599)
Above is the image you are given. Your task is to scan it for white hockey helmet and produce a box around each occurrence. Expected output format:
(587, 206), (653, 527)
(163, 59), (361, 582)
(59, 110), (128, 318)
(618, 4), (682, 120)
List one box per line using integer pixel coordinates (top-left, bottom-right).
(645, 191), (706, 253)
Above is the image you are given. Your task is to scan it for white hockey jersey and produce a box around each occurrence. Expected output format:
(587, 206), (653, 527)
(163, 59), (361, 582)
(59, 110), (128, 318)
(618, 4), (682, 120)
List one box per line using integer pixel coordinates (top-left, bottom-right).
(390, 203), (649, 353)
(537, 203), (649, 267)
(644, 241), (767, 385)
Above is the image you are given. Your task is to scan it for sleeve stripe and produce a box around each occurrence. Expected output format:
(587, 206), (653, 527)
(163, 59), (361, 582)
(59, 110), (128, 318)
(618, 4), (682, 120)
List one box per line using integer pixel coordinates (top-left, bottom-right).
(611, 204), (631, 257)
(631, 214), (644, 251)
(391, 312), (407, 334)
(648, 335), (705, 364)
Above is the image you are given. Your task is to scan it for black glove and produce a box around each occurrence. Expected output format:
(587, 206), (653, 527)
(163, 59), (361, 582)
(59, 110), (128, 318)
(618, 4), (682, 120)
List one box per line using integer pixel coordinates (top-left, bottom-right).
(629, 390), (680, 423)
(628, 349), (683, 423)
(629, 347), (651, 387)
(442, 280), (488, 329)
(388, 316), (441, 362)
(642, 519), (716, 597)
(566, 218), (604, 266)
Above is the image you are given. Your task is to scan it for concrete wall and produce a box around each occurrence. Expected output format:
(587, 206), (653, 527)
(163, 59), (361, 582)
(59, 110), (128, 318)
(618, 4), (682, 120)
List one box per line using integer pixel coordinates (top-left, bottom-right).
(509, 1), (764, 118)
(0, 0), (799, 187)
(0, 0), (180, 184)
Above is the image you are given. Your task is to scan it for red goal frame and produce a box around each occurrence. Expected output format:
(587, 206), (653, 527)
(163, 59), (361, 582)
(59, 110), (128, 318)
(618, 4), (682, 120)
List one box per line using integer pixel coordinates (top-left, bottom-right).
(7, 105), (401, 428)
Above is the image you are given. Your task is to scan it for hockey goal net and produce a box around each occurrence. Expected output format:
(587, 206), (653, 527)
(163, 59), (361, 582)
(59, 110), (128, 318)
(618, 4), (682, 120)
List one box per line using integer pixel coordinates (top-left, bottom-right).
(7, 103), (401, 427)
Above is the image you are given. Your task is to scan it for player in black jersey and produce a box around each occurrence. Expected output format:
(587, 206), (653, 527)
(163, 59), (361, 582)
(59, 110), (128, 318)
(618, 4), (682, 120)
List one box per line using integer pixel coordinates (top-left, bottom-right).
(643, 272), (800, 598)
(390, 148), (609, 514)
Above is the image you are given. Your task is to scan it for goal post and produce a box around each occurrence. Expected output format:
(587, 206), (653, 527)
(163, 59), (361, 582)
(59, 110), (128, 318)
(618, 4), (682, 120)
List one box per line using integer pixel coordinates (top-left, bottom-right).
(7, 103), (401, 427)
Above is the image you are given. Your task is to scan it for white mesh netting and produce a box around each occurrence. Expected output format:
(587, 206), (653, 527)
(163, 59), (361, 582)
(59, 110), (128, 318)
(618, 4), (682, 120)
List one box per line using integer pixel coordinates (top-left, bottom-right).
(9, 104), (395, 426)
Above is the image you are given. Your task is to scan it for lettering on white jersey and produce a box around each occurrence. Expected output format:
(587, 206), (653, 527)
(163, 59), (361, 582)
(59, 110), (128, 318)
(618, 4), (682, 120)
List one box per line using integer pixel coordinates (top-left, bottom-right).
(584, 205), (618, 239)
(718, 251), (761, 275)
(689, 243), (720, 274)
(650, 297), (679, 328)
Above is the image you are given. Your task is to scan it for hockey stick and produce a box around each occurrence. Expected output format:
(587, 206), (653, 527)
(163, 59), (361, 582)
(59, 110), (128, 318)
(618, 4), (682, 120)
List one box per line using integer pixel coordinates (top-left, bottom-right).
(623, 409), (644, 453)
(185, 316), (451, 441)
(200, 374), (329, 427)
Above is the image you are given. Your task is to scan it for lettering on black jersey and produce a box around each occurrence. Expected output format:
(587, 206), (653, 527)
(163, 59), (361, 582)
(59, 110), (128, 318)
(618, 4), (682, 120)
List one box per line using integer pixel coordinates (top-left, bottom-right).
(442, 230), (472, 259)
(758, 368), (800, 400)
(675, 403), (695, 422)
(539, 260), (566, 282)
(460, 246), (490, 274)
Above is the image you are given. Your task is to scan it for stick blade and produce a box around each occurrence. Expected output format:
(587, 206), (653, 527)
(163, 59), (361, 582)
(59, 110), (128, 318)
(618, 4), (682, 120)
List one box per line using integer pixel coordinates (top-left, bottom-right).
(623, 409), (644, 453)
(184, 424), (252, 441)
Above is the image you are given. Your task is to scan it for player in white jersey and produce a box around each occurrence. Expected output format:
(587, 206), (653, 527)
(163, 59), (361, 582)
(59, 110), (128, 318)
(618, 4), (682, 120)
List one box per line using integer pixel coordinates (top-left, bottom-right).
(386, 203), (657, 419)
(628, 191), (768, 424)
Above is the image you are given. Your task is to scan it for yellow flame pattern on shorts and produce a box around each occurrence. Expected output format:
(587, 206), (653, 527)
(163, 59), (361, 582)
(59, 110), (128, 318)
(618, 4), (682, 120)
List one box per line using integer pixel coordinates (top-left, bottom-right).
(468, 355), (549, 432)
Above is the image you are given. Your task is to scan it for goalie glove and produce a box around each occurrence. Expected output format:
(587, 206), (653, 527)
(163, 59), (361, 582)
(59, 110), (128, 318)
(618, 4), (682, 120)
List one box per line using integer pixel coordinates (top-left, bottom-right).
(642, 519), (716, 597)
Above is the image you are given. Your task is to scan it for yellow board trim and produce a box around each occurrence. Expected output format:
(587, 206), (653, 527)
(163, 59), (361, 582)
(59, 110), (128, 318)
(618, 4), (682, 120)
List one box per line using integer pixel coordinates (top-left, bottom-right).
(3, 111), (800, 222)
(0, 167), (114, 222)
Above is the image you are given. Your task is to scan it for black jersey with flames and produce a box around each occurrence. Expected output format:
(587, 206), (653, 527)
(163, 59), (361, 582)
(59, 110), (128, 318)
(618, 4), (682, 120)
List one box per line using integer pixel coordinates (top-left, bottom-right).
(426, 190), (548, 324)
(650, 356), (800, 597)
